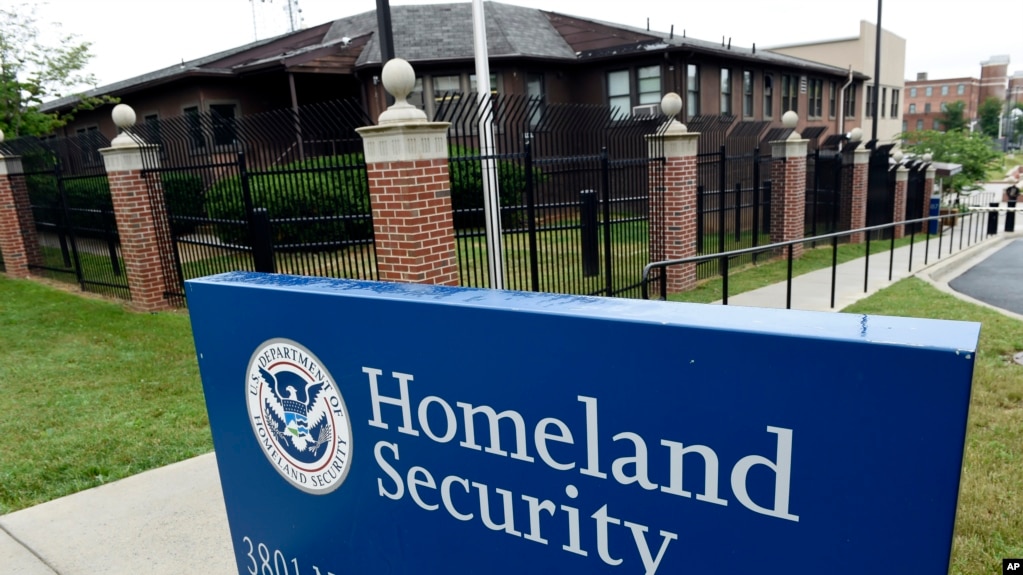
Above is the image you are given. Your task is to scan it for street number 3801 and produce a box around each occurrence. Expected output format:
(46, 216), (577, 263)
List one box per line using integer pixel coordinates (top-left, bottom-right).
(241, 536), (336, 575)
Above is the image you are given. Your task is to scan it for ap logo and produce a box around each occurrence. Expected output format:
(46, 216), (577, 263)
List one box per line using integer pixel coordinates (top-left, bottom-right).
(246, 339), (352, 494)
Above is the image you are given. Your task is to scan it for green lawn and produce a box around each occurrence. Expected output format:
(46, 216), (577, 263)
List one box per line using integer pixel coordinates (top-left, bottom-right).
(846, 278), (1023, 575)
(0, 276), (210, 514)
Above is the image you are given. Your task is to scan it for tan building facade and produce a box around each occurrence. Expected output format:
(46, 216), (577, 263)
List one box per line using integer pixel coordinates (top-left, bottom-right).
(769, 20), (906, 145)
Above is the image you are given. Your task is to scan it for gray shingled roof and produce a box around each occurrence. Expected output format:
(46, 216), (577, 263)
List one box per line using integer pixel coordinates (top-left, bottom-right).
(41, 1), (864, 112)
(323, 2), (576, 65)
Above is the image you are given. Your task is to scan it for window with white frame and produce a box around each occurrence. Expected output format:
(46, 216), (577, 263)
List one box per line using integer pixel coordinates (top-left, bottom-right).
(720, 68), (732, 115)
(763, 74), (774, 118)
(637, 65), (661, 105)
(843, 85), (856, 118)
(866, 85), (875, 118)
(608, 70), (631, 118)
(829, 81), (837, 118)
(742, 70), (753, 117)
(781, 74), (798, 113)
(807, 78), (823, 118)
(687, 64), (700, 119)
(957, 84), (965, 95)
(890, 89), (900, 118)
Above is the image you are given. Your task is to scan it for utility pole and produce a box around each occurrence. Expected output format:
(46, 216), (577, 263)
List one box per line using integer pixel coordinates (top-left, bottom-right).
(871, 0), (882, 144)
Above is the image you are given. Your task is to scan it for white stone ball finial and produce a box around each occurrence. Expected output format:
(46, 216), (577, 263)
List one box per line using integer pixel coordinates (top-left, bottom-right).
(782, 110), (801, 140)
(377, 58), (427, 124)
(0, 128), (5, 144)
(110, 104), (140, 148)
(659, 92), (687, 134)
(922, 152), (933, 163)
(891, 149), (904, 163)
(849, 127), (863, 142)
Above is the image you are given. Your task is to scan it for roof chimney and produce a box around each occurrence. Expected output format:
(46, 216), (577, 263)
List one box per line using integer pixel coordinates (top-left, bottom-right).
(917, 72), (928, 81)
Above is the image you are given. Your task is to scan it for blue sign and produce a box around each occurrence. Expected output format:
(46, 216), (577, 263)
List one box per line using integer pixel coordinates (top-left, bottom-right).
(187, 273), (978, 574)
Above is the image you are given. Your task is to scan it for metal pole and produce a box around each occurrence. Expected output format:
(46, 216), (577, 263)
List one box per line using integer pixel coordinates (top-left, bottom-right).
(376, 0), (396, 106)
(472, 0), (504, 288)
(871, 0), (882, 143)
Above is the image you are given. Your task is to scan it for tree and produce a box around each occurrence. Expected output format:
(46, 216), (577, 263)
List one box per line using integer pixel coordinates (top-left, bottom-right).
(977, 97), (1002, 139)
(0, 3), (110, 137)
(940, 100), (967, 132)
(902, 129), (1000, 202)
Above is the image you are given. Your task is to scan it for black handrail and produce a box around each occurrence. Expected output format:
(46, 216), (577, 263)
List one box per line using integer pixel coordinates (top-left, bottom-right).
(642, 210), (991, 304)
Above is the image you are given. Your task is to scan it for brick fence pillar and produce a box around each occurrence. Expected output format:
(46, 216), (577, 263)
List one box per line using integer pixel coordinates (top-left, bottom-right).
(893, 165), (908, 239)
(840, 147), (870, 244)
(99, 112), (176, 312)
(356, 60), (458, 286)
(646, 116), (700, 295)
(0, 152), (42, 278)
(769, 136), (809, 258)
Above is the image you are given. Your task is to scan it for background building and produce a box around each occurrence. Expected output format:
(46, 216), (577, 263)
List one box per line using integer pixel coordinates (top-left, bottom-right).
(768, 20), (906, 145)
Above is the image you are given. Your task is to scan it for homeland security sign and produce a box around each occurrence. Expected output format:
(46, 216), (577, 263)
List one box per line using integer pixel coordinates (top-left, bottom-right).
(186, 273), (978, 574)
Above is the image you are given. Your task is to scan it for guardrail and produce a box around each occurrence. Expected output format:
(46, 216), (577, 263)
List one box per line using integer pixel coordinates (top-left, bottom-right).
(642, 210), (996, 306)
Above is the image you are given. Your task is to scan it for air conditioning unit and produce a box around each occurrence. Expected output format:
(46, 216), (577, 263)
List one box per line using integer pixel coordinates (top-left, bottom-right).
(632, 103), (661, 118)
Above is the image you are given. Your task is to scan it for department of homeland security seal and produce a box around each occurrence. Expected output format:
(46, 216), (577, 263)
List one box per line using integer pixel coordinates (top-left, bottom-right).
(246, 338), (352, 494)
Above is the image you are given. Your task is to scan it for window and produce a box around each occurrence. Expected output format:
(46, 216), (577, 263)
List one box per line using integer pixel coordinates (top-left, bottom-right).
(183, 106), (204, 149)
(910, 87), (917, 98)
(829, 81), (837, 118)
(925, 86), (933, 96)
(902, 120), (908, 132)
(781, 74), (798, 113)
(909, 103), (917, 114)
(74, 125), (102, 166)
(880, 87), (887, 118)
(687, 64), (700, 119)
(720, 68), (732, 115)
(210, 104), (237, 147)
(637, 65), (661, 105)
(916, 119), (924, 131)
(843, 84), (856, 118)
(808, 78), (823, 118)
(941, 85), (949, 96)
(742, 70), (753, 117)
(469, 73), (498, 95)
(890, 89), (900, 118)
(763, 74), (773, 118)
(142, 113), (162, 148)
(940, 102), (948, 112)
(866, 85), (875, 118)
(526, 73), (545, 128)
(924, 103), (931, 113)
(957, 84), (965, 95)
(408, 78), (424, 110)
(933, 119), (941, 130)
(607, 70), (630, 117)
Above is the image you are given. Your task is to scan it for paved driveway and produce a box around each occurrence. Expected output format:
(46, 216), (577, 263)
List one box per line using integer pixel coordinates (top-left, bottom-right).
(949, 238), (1023, 315)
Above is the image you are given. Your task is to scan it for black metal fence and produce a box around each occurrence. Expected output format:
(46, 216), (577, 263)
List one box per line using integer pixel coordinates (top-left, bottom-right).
(805, 150), (845, 239)
(132, 99), (374, 307)
(440, 93), (667, 298)
(696, 145), (772, 279)
(866, 144), (897, 240)
(1, 133), (129, 299)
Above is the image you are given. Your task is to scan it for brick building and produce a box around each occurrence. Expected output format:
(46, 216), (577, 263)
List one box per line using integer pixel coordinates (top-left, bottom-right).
(903, 54), (1013, 134)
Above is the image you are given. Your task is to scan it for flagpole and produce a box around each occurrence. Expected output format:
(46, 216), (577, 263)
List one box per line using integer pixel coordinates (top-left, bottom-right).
(472, 0), (505, 289)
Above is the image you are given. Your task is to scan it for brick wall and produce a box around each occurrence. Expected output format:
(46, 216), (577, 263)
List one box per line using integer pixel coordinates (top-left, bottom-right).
(769, 139), (808, 258)
(839, 149), (869, 243)
(893, 167), (908, 239)
(366, 158), (459, 285)
(0, 157), (42, 278)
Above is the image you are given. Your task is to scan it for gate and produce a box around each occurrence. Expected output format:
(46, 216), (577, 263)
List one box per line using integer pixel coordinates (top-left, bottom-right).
(1, 133), (129, 299)
(865, 144), (896, 239)
(805, 150), (844, 238)
(696, 145), (772, 279)
(905, 161), (927, 234)
(442, 93), (666, 298)
(134, 99), (374, 307)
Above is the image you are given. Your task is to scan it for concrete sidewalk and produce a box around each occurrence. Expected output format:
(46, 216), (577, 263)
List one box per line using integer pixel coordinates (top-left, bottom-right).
(1, 226), (1019, 575)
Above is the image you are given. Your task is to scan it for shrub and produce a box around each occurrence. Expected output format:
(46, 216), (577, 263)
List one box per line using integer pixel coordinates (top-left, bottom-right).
(449, 145), (537, 229)
(160, 172), (206, 235)
(204, 155), (370, 248)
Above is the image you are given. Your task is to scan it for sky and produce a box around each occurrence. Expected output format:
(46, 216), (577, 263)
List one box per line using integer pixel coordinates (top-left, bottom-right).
(23, 0), (1023, 91)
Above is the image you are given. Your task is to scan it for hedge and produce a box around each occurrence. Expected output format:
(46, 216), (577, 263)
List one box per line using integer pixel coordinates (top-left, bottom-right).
(204, 155), (371, 248)
(449, 145), (535, 229)
(25, 172), (205, 238)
